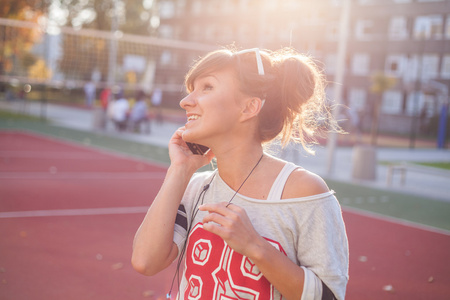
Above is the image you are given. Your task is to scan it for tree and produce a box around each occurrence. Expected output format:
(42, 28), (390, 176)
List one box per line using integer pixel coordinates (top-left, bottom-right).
(0, 1), (51, 78)
(369, 72), (397, 145)
(0, 0), (50, 19)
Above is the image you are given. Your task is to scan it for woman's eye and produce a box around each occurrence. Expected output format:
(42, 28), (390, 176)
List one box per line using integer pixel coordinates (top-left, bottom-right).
(203, 84), (213, 91)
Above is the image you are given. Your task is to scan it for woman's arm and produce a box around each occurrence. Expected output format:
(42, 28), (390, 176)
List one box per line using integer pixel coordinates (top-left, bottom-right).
(132, 166), (193, 276)
(131, 128), (214, 276)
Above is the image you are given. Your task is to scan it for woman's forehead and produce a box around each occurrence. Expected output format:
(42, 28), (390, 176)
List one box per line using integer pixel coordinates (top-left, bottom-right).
(194, 68), (236, 84)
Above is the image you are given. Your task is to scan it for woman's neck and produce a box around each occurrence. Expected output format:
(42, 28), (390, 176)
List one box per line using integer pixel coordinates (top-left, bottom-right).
(214, 143), (264, 191)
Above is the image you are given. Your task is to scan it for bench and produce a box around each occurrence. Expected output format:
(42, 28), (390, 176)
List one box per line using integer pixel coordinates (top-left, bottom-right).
(386, 162), (450, 186)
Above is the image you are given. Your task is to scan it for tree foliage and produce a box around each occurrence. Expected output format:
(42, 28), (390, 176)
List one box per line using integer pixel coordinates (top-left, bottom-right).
(0, 0), (50, 19)
(0, 1), (51, 77)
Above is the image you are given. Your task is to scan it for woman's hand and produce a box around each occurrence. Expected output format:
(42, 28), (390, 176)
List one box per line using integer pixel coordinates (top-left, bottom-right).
(199, 202), (306, 300)
(168, 127), (214, 172)
(198, 202), (264, 258)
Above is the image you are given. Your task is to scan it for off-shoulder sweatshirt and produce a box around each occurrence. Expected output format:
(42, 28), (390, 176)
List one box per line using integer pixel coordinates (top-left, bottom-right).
(173, 162), (349, 300)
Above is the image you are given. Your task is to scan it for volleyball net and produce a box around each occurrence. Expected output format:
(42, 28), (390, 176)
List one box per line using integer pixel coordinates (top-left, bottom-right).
(0, 17), (215, 107)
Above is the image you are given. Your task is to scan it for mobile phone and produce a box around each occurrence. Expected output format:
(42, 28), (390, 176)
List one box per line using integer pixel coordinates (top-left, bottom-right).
(186, 142), (209, 155)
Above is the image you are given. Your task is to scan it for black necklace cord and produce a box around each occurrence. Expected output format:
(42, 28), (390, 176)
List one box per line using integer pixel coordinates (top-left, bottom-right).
(167, 152), (264, 299)
(226, 153), (264, 207)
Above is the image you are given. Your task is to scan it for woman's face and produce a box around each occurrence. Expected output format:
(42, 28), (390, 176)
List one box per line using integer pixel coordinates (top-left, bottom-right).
(180, 68), (245, 146)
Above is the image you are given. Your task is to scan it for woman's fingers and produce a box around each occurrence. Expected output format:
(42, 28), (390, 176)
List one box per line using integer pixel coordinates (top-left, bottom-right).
(199, 202), (255, 250)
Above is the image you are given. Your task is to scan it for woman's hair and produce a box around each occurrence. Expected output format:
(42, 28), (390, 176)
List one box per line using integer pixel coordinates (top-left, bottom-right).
(185, 46), (340, 153)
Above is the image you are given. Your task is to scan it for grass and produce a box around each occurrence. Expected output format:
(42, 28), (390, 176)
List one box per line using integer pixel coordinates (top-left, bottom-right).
(380, 160), (450, 171)
(325, 179), (450, 231)
(0, 109), (49, 122)
(415, 162), (450, 170)
(1, 108), (450, 232)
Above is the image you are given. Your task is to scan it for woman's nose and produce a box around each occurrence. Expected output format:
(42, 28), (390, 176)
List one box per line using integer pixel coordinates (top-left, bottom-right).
(179, 94), (194, 110)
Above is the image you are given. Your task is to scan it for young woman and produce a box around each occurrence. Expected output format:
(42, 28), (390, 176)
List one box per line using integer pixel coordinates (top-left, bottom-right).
(132, 47), (349, 300)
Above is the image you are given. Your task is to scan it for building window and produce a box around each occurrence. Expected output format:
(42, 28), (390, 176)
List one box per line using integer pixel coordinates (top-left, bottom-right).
(441, 55), (450, 78)
(219, 26), (234, 42)
(191, 0), (202, 15)
(239, 0), (250, 10)
(220, 1), (234, 13)
(358, 0), (376, 5)
(159, 0), (175, 19)
(382, 90), (403, 115)
(348, 88), (367, 113)
(355, 19), (374, 40)
(326, 23), (339, 41)
(205, 25), (216, 40)
(406, 92), (425, 116)
(206, 1), (221, 14)
(403, 54), (439, 82)
(324, 53), (337, 75)
(238, 25), (251, 40)
(175, 0), (187, 17)
(189, 25), (202, 41)
(413, 15), (443, 40)
(445, 15), (450, 39)
(351, 53), (370, 76)
(160, 50), (172, 65)
(389, 16), (409, 40)
(158, 25), (173, 39)
(421, 54), (440, 81)
(385, 55), (407, 77)
(404, 55), (420, 83)
(331, 0), (342, 6)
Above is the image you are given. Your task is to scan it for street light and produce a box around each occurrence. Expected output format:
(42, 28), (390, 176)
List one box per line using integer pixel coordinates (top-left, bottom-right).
(327, 0), (351, 176)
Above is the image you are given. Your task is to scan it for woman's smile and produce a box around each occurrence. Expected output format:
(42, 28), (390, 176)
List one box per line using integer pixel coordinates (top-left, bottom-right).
(186, 114), (200, 123)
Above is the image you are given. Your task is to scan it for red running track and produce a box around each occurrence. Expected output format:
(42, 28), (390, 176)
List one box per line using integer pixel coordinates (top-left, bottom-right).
(0, 131), (449, 300)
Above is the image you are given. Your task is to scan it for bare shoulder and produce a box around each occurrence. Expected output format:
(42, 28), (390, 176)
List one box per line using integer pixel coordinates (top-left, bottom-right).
(282, 167), (330, 199)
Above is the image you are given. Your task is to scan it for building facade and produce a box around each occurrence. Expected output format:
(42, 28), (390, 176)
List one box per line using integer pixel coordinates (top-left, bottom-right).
(155, 0), (450, 136)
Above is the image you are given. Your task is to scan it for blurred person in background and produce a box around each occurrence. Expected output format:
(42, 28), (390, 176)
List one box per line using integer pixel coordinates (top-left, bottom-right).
(98, 86), (111, 129)
(100, 87), (111, 111)
(83, 80), (96, 108)
(109, 91), (129, 131)
(128, 90), (149, 133)
(151, 87), (163, 124)
(132, 47), (349, 300)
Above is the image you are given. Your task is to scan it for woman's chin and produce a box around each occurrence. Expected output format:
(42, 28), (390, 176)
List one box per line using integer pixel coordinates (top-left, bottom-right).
(181, 130), (196, 143)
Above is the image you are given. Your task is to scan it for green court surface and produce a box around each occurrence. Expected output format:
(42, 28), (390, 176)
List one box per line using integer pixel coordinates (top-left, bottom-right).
(2, 111), (450, 233)
(326, 180), (450, 232)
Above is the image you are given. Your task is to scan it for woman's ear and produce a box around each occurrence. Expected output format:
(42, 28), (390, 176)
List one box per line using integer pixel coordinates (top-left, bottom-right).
(240, 97), (264, 122)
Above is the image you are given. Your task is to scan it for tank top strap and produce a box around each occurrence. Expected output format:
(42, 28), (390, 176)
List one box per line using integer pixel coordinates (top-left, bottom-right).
(266, 162), (299, 201)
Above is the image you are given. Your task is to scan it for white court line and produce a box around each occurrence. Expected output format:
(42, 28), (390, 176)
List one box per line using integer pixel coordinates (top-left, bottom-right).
(0, 171), (166, 180)
(2, 204), (449, 237)
(0, 150), (112, 159)
(1, 129), (169, 168)
(343, 206), (450, 236)
(0, 206), (149, 218)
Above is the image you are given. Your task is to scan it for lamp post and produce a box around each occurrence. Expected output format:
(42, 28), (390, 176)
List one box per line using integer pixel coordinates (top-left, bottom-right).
(409, 29), (426, 149)
(326, 0), (351, 176)
(107, 0), (118, 89)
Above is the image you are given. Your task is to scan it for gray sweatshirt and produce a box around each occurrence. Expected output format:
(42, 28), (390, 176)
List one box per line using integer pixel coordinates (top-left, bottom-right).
(173, 162), (349, 300)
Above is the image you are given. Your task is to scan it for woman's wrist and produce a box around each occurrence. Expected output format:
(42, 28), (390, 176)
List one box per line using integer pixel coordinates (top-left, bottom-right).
(166, 164), (196, 183)
(245, 235), (270, 263)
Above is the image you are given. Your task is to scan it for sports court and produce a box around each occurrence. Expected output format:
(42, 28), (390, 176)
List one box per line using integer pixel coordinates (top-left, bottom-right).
(1, 130), (449, 299)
